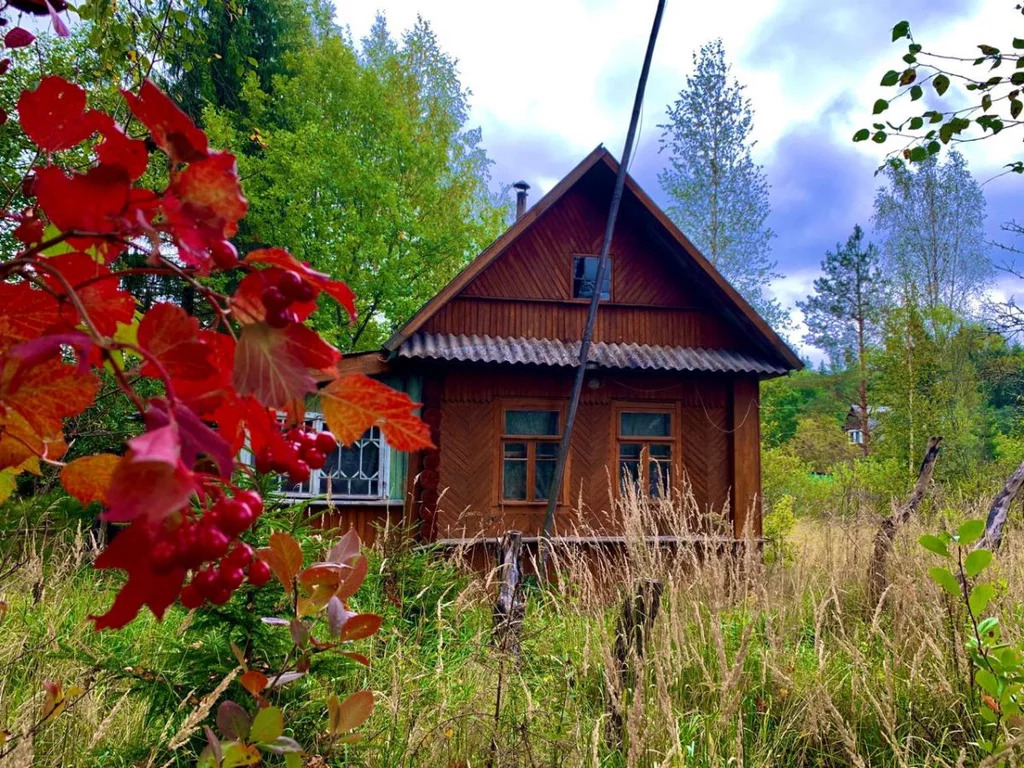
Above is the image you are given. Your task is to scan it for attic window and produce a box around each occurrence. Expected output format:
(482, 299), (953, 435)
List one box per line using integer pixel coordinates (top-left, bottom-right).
(572, 256), (611, 300)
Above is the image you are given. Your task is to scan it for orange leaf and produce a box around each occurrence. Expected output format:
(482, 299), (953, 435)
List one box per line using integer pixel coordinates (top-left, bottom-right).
(61, 453), (119, 506)
(232, 322), (338, 408)
(328, 690), (374, 735)
(339, 613), (382, 642)
(320, 374), (432, 451)
(335, 555), (368, 602)
(137, 303), (215, 381)
(239, 670), (268, 698)
(257, 532), (304, 590)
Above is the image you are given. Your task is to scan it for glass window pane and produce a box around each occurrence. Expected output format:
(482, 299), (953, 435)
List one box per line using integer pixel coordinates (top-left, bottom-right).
(503, 441), (527, 459)
(505, 410), (559, 436)
(619, 443), (642, 460)
(620, 412), (671, 437)
(649, 459), (671, 497)
(534, 457), (556, 501)
(503, 459), (527, 501)
(572, 256), (611, 300)
(619, 460), (641, 490)
(649, 444), (671, 459)
(535, 442), (559, 458)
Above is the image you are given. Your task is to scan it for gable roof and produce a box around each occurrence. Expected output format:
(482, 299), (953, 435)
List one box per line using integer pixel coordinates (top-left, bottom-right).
(384, 146), (802, 371)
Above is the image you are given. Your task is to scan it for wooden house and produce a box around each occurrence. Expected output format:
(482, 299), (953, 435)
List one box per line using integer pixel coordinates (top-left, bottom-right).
(299, 147), (802, 546)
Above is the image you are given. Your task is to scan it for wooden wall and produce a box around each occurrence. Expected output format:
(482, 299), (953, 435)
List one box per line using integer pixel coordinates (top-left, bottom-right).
(421, 179), (760, 355)
(428, 364), (756, 540)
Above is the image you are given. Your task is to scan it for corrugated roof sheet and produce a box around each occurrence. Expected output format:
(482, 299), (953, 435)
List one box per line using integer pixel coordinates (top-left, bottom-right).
(396, 333), (788, 375)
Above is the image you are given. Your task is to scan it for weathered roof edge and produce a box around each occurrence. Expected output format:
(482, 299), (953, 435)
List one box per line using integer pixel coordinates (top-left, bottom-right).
(382, 146), (802, 372)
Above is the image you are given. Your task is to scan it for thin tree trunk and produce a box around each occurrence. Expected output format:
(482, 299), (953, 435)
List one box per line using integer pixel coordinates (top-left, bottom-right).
(867, 436), (942, 608)
(857, 313), (870, 457)
(979, 461), (1024, 551)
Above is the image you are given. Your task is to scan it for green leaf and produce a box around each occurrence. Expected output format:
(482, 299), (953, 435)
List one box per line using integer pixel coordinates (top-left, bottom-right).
(919, 534), (950, 558)
(970, 583), (997, 615)
(872, 130), (887, 144)
(872, 99), (889, 115)
(908, 146), (927, 162)
(910, 85), (923, 101)
(1012, 72), (1024, 85)
(892, 20), (910, 41)
(927, 140), (941, 155)
(881, 70), (900, 86)
(957, 519), (985, 546)
(933, 73), (950, 96)
(853, 128), (871, 142)
(982, 93), (992, 112)
(250, 706), (284, 744)
(1014, 38), (1024, 49)
(965, 549), (994, 578)
(977, 668), (1000, 697)
(978, 616), (1000, 636)
(909, 43), (922, 54)
(979, 44), (1000, 56)
(909, 116), (924, 130)
(929, 566), (961, 597)
(1012, 99), (1023, 119)
(285, 753), (303, 768)
(900, 68), (917, 86)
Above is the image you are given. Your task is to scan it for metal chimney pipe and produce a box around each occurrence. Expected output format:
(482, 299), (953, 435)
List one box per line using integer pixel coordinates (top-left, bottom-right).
(513, 180), (530, 221)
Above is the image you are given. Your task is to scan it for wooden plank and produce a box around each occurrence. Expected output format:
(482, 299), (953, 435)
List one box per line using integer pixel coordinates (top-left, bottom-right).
(731, 378), (761, 538)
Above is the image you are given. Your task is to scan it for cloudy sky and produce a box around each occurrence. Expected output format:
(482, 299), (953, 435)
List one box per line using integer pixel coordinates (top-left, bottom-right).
(335, 1), (1019, 359)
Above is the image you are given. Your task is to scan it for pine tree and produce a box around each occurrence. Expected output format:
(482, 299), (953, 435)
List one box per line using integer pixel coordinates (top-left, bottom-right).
(797, 225), (887, 454)
(658, 39), (786, 330)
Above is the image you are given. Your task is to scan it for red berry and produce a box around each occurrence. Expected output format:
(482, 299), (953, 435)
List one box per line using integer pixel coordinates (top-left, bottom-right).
(255, 449), (273, 474)
(195, 524), (231, 561)
(261, 285), (289, 312)
(314, 431), (338, 454)
(265, 306), (290, 329)
(285, 428), (305, 444)
(193, 568), (219, 599)
(208, 587), (232, 606)
(235, 490), (264, 517)
(211, 239), (238, 269)
(293, 280), (316, 303)
(219, 565), (246, 591)
(218, 499), (255, 536)
(304, 450), (326, 470)
(150, 539), (178, 574)
(277, 270), (304, 301)
(176, 525), (204, 570)
(225, 543), (254, 568)
(248, 558), (272, 587)
(180, 583), (204, 609)
(288, 460), (310, 484)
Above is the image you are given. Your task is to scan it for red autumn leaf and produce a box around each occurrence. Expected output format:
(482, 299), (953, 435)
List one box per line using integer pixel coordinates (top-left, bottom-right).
(90, 519), (186, 630)
(143, 398), (233, 477)
(328, 690), (374, 735)
(0, 357), (96, 470)
(257, 531), (304, 589)
(0, 282), (59, 355)
(34, 164), (130, 234)
(338, 613), (382, 642)
(61, 453), (119, 506)
(245, 248), (356, 320)
(17, 76), (101, 152)
(232, 322), (339, 408)
(173, 151), (247, 238)
(335, 555), (369, 601)
(4, 28), (35, 49)
(320, 374), (432, 451)
(231, 267), (318, 325)
(7, 0), (67, 15)
(104, 425), (195, 523)
(13, 213), (44, 246)
(239, 670), (269, 698)
(41, 253), (135, 336)
(11, 331), (92, 372)
(137, 303), (215, 381)
(121, 79), (208, 163)
(95, 121), (149, 180)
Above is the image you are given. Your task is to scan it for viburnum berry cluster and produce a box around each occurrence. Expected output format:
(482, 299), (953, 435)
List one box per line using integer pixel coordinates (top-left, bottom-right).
(0, 36), (432, 630)
(255, 427), (338, 483)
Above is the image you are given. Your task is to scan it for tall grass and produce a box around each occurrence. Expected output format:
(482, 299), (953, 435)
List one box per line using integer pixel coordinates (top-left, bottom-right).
(1, 487), (1021, 766)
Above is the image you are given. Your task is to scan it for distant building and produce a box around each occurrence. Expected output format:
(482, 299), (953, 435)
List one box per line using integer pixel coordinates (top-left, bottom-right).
(844, 404), (888, 445)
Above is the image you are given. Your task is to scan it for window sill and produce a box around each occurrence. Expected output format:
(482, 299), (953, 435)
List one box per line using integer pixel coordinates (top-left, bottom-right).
(283, 494), (396, 507)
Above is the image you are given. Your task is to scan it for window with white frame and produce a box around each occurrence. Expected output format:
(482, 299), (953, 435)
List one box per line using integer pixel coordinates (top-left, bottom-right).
(281, 413), (390, 501)
(848, 429), (863, 445)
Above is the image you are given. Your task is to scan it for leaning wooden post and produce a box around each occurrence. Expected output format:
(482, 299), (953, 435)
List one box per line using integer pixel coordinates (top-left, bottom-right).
(978, 460), (1024, 552)
(492, 531), (525, 657)
(867, 436), (942, 608)
(608, 579), (663, 747)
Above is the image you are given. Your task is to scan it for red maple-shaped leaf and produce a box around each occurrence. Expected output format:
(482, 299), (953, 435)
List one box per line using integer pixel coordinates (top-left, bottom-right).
(17, 76), (102, 152)
(34, 164), (131, 234)
(90, 519), (187, 630)
(173, 329), (236, 418)
(41, 253), (135, 336)
(320, 374), (432, 451)
(232, 322), (339, 408)
(172, 152), (247, 237)
(121, 79), (208, 164)
(208, 395), (281, 455)
(0, 282), (59, 355)
(245, 248), (356, 320)
(0, 357), (97, 471)
(137, 303), (215, 381)
(94, 119), (149, 180)
(231, 267), (319, 325)
(144, 398), (233, 478)
(104, 425), (195, 523)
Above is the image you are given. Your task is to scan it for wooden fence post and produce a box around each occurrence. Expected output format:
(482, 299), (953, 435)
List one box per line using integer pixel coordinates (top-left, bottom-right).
(608, 578), (663, 748)
(492, 530), (525, 657)
(867, 436), (942, 609)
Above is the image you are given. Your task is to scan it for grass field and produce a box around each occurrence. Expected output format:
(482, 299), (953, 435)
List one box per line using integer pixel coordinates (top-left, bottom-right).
(0, 489), (1019, 767)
